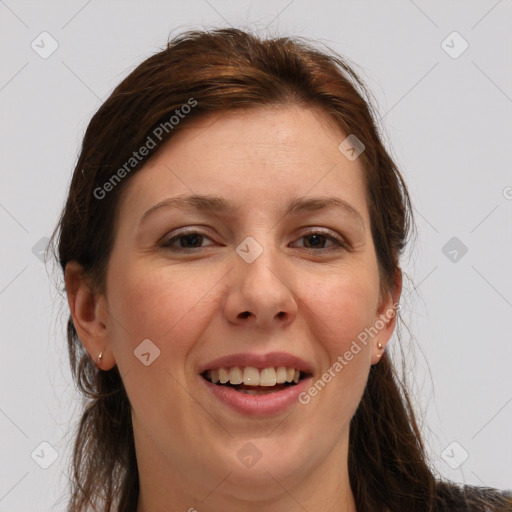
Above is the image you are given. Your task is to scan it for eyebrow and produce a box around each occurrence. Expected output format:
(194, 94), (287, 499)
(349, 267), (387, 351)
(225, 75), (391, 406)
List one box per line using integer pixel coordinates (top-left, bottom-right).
(140, 194), (365, 229)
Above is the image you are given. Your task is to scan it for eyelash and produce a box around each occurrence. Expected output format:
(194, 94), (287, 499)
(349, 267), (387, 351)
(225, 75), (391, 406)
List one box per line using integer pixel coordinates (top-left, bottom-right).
(160, 228), (348, 253)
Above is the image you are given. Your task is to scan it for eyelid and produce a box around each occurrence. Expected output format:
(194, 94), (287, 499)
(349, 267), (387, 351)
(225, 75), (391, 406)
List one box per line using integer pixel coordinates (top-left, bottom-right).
(160, 228), (217, 249)
(160, 226), (349, 252)
(290, 227), (348, 250)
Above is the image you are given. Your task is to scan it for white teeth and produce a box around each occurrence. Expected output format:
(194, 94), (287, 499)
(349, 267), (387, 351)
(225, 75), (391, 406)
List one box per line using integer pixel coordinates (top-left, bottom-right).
(229, 366), (243, 385)
(276, 366), (287, 384)
(259, 367), (277, 386)
(219, 367), (229, 384)
(205, 366), (305, 386)
(243, 367), (260, 385)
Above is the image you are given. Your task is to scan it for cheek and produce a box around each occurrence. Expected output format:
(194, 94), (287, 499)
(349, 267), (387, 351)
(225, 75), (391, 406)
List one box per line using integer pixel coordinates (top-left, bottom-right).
(105, 264), (216, 429)
(106, 260), (224, 383)
(299, 269), (377, 414)
(303, 267), (379, 349)
(108, 262), (211, 339)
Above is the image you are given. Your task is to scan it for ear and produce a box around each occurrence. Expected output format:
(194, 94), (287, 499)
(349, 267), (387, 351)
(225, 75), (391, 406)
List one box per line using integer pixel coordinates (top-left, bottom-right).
(64, 261), (116, 371)
(370, 268), (402, 365)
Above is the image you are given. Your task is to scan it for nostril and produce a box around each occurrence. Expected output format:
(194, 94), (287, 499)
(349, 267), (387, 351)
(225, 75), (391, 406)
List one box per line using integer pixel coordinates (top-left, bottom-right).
(239, 311), (251, 319)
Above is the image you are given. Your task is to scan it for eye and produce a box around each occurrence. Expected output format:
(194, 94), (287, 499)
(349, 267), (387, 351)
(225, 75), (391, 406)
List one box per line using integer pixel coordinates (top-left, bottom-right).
(291, 230), (347, 251)
(160, 230), (215, 250)
(160, 228), (347, 252)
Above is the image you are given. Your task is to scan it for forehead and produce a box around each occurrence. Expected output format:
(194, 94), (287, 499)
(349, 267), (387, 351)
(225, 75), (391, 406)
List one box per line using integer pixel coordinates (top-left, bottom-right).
(117, 105), (369, 225)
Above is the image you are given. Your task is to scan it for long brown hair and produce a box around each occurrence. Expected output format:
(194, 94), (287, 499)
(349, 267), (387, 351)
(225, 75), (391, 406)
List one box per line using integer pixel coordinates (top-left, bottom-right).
(49, 28), (511, 512)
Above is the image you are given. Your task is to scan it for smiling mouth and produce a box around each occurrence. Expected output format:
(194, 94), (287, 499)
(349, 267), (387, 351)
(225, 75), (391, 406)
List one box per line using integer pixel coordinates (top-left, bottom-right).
(201, 366), (310, 395)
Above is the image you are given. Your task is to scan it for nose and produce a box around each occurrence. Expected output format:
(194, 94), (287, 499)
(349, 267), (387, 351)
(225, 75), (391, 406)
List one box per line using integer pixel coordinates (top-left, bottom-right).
(223, 241), (298, 330)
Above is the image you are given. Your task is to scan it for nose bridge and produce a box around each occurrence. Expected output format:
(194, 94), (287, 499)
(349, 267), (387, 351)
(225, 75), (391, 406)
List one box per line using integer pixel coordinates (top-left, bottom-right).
(228, 232), (297, 325)
(236, 233), (283, 291)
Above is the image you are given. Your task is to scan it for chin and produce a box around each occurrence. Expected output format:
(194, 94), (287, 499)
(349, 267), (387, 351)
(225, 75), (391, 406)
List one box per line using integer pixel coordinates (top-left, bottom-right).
(215, 440), (311, 493)
(222, 462), (305, 503)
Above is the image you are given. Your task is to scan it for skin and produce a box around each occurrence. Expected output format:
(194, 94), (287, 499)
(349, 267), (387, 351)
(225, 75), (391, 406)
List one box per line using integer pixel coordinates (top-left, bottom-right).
(65, 105), (401, 512)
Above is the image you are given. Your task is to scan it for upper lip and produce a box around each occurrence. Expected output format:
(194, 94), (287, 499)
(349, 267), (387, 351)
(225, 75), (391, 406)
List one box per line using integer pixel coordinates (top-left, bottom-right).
(198, 351), (313, 375)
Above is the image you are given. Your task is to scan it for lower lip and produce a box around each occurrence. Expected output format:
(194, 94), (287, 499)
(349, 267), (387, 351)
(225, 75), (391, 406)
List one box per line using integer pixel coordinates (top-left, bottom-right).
(200, 376), (312, 417)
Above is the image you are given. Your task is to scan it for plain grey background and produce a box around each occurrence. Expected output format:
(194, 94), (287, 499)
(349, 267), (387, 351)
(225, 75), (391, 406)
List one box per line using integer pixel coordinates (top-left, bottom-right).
(1, 1), (511, 510)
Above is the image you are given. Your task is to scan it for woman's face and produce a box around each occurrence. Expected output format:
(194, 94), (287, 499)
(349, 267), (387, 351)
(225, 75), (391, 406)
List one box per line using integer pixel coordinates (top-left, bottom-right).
(90, 105), (398, 505)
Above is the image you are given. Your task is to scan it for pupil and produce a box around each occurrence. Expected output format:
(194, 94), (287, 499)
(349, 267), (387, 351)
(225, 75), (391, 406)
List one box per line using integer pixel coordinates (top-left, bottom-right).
(305, 234), (325, 248)
(180, 234), (202, 248)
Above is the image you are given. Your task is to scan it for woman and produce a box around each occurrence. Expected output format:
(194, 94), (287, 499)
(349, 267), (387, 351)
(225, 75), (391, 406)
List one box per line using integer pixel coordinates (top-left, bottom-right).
(50, 28), (511, 512)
